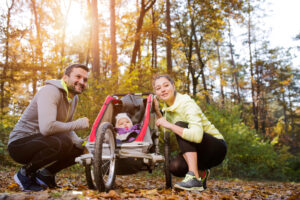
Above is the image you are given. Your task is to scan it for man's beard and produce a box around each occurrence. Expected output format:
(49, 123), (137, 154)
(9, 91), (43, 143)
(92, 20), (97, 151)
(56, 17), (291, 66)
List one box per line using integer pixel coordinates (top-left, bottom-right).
(67, 84), (83, 95)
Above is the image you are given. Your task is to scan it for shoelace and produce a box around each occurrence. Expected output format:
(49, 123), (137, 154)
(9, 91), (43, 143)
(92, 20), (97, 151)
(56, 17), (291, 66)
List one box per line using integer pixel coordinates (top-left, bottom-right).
(182, 174), (194, 183)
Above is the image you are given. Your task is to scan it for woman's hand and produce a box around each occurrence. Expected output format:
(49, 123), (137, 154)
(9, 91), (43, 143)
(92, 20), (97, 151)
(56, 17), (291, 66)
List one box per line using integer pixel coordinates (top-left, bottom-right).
(156, 117), (184, 137)
(153, 96), (162, 118)
(155, 117), (172, 129)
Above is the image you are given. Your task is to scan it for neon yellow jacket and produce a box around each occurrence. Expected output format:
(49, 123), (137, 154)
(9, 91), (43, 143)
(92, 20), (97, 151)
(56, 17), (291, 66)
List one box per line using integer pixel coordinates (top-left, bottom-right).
(162, 93), (224, 143)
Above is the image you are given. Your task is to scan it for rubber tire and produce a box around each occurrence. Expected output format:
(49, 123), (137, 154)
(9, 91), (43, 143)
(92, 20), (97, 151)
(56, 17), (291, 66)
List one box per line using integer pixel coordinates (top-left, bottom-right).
(85, 164), (95, 189)
(164, 131), (172, 188)
(93, 122), (116, 192)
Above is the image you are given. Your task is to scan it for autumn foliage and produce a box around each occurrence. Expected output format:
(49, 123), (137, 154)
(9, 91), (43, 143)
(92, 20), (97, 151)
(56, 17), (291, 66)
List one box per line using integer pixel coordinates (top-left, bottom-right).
(0, 0), (300, 196)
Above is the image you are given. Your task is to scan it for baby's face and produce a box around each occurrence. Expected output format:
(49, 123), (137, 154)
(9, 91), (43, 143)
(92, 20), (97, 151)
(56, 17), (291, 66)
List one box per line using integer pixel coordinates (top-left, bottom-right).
(117, 118), (132, 129)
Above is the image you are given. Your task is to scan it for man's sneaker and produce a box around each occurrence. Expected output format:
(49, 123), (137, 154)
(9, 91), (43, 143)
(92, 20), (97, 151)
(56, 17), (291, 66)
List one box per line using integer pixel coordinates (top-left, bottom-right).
(14, 168), (44, 191)
(202, 169), (210, 189)
(35, 169), (60, 188)
(174, 171), (204, 191)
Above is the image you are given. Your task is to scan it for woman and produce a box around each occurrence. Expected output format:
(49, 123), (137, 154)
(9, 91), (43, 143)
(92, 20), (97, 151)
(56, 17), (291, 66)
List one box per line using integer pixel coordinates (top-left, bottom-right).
(153, 74), (227, 191)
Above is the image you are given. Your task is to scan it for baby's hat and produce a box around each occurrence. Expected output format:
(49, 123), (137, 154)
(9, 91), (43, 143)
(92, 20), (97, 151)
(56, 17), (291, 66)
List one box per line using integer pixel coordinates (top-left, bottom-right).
(115, 113), (133, 126)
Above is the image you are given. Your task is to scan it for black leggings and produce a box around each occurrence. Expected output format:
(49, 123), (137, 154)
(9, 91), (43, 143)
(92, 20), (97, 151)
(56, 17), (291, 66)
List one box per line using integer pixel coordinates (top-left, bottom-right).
(8, 133), (83, 174)
(169, 121), (227, 177)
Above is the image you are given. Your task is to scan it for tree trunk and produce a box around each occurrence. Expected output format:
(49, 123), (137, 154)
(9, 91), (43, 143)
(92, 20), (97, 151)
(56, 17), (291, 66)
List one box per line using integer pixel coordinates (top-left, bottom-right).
(282, 92), (288, 135)
(86, 0), (92, 66)
(186, 70), (191, 95)
(247, 1), (258, 131)
(288, 85), (295, 137)
(166, 0), (172, 73)
(60, 0), (72, 74)
(91, 0), (100, 77)
(31, 0), (44, 95)
(228, 21), (241, 104)
(192, 26), (209, 103)
(151, 5), (157, 69)
(110, 0), (118, 79)
(188, 34), (197, 96)
(176, 20), (196, 96)
(1, 0), (15, 118)
(260, 89), (266, 135)
(216, 41), (225, 107)
(130, 0), (156, 68)
(187, 0), (209, 103)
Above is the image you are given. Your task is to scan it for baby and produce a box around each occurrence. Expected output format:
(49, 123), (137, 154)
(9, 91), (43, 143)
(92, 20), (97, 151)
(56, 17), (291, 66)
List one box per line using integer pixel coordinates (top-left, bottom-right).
(115, 113), (133, 129)
(115, 113), (140, 143)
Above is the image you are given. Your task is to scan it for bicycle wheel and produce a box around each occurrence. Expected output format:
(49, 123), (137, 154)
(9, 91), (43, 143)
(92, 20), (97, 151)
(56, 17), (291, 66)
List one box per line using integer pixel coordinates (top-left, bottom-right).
(93, 122), (116, 192)
(164, 131), (172, 188)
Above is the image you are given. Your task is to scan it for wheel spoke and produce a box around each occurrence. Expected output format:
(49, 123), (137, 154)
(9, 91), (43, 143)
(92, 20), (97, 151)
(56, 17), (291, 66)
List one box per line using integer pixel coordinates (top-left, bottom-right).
(101, 161), (110, 176)
(94, 123), (116, 191)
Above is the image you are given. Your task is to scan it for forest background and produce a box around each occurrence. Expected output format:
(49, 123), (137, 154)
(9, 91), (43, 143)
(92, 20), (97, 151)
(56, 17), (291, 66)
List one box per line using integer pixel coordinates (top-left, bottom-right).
(0, 0), (299, 182)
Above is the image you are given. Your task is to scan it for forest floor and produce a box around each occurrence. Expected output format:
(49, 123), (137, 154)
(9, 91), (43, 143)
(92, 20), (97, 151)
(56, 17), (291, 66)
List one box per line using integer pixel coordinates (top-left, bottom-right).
(0, 166), (299, 200)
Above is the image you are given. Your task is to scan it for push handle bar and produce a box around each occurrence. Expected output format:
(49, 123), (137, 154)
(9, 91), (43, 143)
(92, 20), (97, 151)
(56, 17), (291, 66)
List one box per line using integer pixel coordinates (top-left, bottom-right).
(112, 92), (153, 97)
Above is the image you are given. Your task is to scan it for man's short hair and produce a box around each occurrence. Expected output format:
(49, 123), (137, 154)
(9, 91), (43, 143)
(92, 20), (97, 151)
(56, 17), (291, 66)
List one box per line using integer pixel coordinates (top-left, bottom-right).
(64, 64), (89, 76)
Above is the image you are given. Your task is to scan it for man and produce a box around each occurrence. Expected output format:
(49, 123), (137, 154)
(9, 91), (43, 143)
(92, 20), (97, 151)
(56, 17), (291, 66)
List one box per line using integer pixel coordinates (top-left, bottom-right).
(8, 64), (90, 191)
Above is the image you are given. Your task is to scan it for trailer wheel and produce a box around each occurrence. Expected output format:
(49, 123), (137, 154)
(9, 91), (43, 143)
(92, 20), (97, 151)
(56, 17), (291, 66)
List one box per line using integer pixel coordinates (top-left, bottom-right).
(93, 122), (116, 192)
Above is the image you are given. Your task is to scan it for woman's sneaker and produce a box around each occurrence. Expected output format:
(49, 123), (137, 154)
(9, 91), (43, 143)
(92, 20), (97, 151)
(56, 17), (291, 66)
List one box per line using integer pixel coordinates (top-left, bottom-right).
(35, 169), (60, 188)
(174, 171), (204, 191)
(202, 169), (210, 190)
(14, 168), (43, 191)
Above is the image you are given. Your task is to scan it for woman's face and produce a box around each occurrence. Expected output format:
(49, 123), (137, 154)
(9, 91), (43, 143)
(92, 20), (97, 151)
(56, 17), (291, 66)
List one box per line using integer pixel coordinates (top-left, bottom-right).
(154, 77), (176, 105)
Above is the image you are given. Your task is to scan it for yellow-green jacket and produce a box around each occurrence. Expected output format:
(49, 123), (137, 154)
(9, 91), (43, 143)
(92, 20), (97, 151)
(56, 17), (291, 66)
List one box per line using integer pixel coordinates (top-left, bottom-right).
(162, 93), (224, 143)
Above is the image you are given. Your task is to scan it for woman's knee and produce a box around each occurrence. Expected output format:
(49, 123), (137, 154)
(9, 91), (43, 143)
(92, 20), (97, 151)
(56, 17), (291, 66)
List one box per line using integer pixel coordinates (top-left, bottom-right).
(175, 121), (189, 128)
(169, 155), (188, 177)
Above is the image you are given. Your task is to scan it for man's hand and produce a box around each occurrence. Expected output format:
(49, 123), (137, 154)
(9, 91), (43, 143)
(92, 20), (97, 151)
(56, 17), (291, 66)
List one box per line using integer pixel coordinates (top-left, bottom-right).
(75, 117), (89, 129)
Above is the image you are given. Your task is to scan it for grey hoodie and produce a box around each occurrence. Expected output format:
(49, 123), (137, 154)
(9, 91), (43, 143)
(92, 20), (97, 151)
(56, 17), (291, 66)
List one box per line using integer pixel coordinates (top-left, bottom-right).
(8, 79), (88, 148)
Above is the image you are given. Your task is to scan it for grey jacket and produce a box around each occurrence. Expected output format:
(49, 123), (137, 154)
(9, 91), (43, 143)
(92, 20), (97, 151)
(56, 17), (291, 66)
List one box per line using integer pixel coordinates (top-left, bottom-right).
(8, 79), (88, 148)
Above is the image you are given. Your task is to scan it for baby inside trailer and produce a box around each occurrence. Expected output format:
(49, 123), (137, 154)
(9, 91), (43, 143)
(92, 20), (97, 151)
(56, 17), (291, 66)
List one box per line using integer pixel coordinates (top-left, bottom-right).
(75, 93), (172, 192)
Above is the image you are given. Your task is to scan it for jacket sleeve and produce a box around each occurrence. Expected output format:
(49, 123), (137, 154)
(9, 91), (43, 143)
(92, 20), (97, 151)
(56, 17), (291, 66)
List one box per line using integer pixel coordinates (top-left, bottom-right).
(37, 86), (86, 136)
(69, 131), (85, 149)
(180, 100), (205, 143)
(180, 100), (221, 143)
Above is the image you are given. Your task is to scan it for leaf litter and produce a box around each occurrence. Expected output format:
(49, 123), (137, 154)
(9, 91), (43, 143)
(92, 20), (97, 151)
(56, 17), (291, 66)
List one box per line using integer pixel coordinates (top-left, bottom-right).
(0, 167), (299, 200)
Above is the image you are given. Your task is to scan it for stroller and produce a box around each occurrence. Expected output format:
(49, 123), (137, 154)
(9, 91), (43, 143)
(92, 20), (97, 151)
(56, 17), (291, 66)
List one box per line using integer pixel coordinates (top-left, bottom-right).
(75, 93), (172, 192)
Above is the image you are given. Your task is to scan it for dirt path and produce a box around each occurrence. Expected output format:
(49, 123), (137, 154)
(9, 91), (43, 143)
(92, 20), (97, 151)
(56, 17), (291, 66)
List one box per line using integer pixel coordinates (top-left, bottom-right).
(0, 167), (299, 199)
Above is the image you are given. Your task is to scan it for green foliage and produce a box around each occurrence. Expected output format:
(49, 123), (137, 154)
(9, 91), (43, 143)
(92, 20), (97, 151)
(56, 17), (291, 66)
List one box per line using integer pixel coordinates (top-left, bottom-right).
(74, 77), (115, 138)
(203, 103), (299, 181)
(0, 115), (18, 166)
(74, 67), (156, 138)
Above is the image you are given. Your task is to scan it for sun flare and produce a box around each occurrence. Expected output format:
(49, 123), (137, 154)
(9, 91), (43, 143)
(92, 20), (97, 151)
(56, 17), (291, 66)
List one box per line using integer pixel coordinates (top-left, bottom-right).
(65, 3), (87, 36)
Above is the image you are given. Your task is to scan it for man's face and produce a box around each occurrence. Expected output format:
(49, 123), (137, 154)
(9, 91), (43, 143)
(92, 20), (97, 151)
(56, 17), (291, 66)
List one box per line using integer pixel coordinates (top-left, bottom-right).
(63, 67), (88, 95)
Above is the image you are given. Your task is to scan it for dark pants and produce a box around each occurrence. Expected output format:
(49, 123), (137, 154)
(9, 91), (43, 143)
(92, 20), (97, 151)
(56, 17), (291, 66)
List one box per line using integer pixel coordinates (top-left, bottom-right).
(8, 133), (83, 174)
(169, 121), (227, 177)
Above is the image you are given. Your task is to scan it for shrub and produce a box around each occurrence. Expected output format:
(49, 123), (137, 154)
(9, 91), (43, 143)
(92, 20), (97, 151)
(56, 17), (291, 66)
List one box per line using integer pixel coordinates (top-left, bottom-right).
(0, 115), (18, 166)
(204, 103), (299, 181)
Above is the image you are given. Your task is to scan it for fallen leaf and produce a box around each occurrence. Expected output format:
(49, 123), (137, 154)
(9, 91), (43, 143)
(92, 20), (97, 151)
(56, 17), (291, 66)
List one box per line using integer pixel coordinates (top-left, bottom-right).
(100, 190), (120, 199)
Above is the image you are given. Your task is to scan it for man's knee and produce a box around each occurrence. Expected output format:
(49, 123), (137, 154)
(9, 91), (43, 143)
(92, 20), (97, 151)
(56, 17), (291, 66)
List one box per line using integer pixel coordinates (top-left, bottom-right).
(51, 133), (73, 151)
